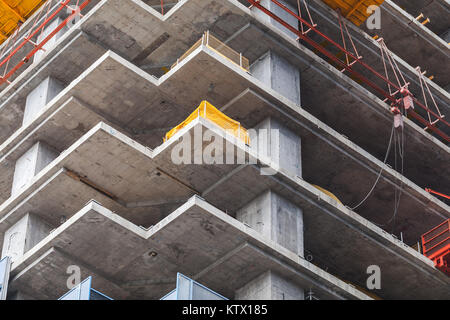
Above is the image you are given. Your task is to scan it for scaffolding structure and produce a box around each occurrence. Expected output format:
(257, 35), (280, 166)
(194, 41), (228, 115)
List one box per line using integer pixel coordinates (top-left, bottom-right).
(0, 0), (90, 86)
(245, 0), (449, 142)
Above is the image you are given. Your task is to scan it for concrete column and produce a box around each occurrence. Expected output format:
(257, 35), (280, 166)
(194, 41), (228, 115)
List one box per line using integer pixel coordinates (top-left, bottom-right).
(237, 190), (304, 257)
(11, 141), (59, 196)
(252, 0), (298, 40)
(1, 213), (52, 263)
(34, 17), (70, 62)
(23, 77), (64, 126)
(251, 51), (301, 105)
(251, 117), (302, 177)
(235, 270), (304, 300)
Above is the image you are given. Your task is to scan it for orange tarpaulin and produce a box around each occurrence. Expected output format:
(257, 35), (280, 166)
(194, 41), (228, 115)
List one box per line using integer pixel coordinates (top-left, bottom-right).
(164, 101), (250, 145)
(321, 0), (385, 26)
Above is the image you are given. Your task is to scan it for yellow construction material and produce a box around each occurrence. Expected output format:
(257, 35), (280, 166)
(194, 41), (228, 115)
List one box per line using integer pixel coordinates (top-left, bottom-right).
(312, 185), (343, 205)
(164, 101), (250, 144)
(321, 0), (385, 26)
(0, 0), (48, 44)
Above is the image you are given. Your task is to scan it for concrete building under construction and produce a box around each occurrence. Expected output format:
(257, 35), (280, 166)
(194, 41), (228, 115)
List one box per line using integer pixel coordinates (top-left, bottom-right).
(0, 0), (449, 300)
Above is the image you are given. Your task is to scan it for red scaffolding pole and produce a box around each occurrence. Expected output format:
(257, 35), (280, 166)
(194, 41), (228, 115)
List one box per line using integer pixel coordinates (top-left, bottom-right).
(0, 0), (91, 86)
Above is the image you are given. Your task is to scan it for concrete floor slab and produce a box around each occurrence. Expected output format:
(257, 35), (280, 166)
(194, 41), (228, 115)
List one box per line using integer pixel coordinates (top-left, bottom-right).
(0, 166), (183, 255)
(9, 198), (371, 300)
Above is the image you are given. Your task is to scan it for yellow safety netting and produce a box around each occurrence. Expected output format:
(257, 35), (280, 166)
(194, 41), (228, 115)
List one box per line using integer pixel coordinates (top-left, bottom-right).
(164, 101), (250, 145)
(321, 0), (385, 26)
(0, 0), (48, 44)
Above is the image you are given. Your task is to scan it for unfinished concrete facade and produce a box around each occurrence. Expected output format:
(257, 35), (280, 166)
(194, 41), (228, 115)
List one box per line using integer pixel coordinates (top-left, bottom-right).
(0, 0), (448, 300)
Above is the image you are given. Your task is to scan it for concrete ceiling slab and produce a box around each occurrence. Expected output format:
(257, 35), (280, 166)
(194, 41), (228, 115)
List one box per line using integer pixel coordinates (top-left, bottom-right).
(10, 198), (371, 300)
(374, 1), (450, 88)
(10, 247), (129, 300)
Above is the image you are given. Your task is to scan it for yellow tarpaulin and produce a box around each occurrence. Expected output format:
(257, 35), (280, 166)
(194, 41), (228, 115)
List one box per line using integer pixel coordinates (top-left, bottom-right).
(312, 185), (343, 205)
(0, 0), (48, 44)
(164, 101), (250, 145)
(321, 0), (385, 26)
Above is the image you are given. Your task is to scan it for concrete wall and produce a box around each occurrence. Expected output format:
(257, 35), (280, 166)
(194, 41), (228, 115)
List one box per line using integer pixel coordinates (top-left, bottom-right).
(235, 270), (304, 300)
(251, 51), (301, 105)
(11, 142), (59, 196)
(1, 213), (52, 263)
(23, 77), (64, 126)
(251, 117), (302, 177)
(237, 190), (304, 257)
(252, 0), (298, 40)
(34, 17), (70, 62)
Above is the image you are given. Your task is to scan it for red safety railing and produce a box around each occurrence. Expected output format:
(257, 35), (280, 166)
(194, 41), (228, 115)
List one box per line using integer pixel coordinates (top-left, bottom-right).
(422, 219), (450, 275)
(0, 0), (91, 86)
(246, 0), (449, 142)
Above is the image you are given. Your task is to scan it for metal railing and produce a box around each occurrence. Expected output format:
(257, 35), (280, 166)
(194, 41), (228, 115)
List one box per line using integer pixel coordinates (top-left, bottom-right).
(171, 31), (250, 72)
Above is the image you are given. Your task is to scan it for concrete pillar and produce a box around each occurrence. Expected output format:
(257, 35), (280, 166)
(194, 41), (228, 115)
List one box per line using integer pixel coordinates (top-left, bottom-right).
(251, 117), (302, 177)
(252, 0), (298, 40)
(34, 17), (70, 62)
(235, 270), (304, 300)
(1, 213), (52, 263)
(237, 190), (304, 257)
(11, 141), (59, 196)
(251, 51), (301, 105)
(23, 77), (64, 126)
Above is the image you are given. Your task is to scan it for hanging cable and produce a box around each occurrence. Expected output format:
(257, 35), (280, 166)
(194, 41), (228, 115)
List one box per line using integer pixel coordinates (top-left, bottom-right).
(350, 123), (395, 210)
